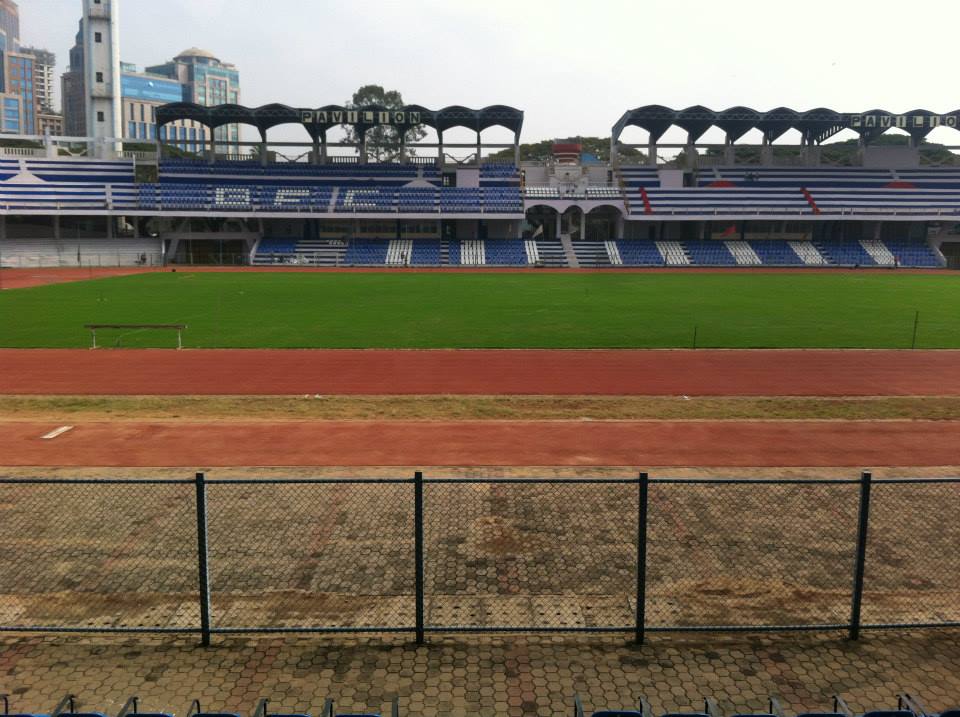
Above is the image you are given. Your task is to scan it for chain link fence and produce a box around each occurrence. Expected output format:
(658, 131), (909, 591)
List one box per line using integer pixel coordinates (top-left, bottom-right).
(0, 473), (958, 642)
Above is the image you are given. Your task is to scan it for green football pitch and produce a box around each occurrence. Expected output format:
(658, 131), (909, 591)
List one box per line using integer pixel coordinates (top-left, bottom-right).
(0, 270), (958, 349)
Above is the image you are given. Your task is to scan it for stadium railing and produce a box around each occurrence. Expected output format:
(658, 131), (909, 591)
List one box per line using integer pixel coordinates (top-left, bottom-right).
(0, 472), (958, 645)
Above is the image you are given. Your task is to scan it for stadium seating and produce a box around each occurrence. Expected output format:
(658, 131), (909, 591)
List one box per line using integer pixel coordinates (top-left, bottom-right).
(572, 241), (613, 267)
(748, 240), (806, 266)
(483, 187), (524, 213)
(161, 159), (434, 185)
(882, 238), (942, 267)
(0, 157), (135, 184)
(479, 163), (521, 187)
(574, 695), (944, 717)
(0, 183), (138, 210)
(656, 240), (691, 265)
(3, 692), (954, 717)
(484, 239), (527, 265)
(439, 188), (483, 213)
(343, 239), (389, 265)
(410, 239), (442, 265)
(0, 238), (163, 268)
(699, 167), (899, 188)
(815, 240), (877, 266)
(138, 182), (522, 215)
(616, 240), (666, 266)
(246, 235), (943, 268)
(684, 240), (737, 265)
(809, 189), (960, 216)
(525, 186), (561, 199)
(644, 188), (812, 216)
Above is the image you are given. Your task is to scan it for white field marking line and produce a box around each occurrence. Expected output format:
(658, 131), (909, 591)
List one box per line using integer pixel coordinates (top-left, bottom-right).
(41, 425), (74, 440)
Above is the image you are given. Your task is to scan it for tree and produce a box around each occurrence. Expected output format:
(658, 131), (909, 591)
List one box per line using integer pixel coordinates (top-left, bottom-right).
(487, 136), (645, 163)
(342, 85), (427, 162)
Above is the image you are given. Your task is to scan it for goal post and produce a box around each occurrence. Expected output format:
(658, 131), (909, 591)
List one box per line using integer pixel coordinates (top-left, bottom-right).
(83, 323), (187, 349)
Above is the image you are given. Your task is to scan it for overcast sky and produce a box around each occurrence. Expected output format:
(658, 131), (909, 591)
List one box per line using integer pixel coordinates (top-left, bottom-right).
(20, 0), (960, 147)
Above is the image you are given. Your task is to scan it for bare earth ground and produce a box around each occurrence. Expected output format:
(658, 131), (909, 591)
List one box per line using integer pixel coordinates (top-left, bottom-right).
(0, 265), (949, 291)
(6, 395), (960, 421)
(0, 267), (155, 289)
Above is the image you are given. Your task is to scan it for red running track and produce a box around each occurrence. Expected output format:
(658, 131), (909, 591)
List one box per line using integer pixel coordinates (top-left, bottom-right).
(1, 349), (959, 396)
(1, 420), (957, 466)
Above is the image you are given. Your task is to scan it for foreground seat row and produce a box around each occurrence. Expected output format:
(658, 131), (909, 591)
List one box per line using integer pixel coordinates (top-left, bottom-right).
(4, 694), (956, 717)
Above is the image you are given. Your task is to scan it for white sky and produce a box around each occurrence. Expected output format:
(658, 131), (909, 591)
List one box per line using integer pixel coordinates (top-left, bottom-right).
(20, 0), (960, 147)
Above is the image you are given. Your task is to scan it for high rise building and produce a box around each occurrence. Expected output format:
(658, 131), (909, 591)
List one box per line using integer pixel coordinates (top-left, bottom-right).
(146, 48), (240, 148)
(0, 0), (38, 135)
(62, 30), (238, 152)
(0, 0), (20, 52)
(61, 19), (86, 136)
(20, 46), (55, 112)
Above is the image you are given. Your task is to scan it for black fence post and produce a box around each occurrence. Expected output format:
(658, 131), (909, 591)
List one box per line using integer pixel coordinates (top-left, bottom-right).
(635, 471), (649, 644)
(849, 470), (873, 641)
(194, 471), (212, 647)
(414, 470), (425, 645)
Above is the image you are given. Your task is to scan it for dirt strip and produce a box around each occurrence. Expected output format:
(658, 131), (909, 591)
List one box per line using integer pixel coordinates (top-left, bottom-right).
(0, 265), (949, 290)
(1, 349), (959, 396)
(0, 267), (155, 289)
(1, 420), (957, 466)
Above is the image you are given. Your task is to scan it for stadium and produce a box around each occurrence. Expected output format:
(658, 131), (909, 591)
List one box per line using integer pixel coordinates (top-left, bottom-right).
(2, 0), (960, 716)
(1, 104), (959, 270)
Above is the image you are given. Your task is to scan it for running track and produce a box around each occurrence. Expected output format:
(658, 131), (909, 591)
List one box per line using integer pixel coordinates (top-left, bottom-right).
(1, 349), (959, 395)
(1, 420), (957, 466)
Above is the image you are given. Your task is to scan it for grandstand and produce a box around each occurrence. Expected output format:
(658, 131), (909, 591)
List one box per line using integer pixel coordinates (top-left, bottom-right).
(0, 103), (957, 268)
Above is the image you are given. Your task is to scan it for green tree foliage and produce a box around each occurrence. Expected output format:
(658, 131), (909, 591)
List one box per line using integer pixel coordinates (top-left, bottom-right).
(342, 85), (427, 162)
(489, 137), (645, 163)
(682, 133), (960, 167)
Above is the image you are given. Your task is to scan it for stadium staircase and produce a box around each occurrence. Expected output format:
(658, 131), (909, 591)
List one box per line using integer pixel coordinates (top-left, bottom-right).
(859, 239), (896, 266)
(524, 239), (540, 265)
(252, 238), (347, 266)
(533, 239), (568, 266)
(605, 240), (623, 265)
(748, 240), (805, 266)
(559, 233), (580, 267)
(572, 241), (613, 267)
(789, 240), (829, 265)
(387, 239), (414, 266)
(459, 239), (485, 265)
(655, 240), (691, 265)
(724, 240), (762, 265)
(815, 239), (876, 266)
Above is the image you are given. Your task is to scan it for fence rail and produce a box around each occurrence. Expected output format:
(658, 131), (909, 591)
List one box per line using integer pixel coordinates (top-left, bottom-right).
(0, 472), (957, 645)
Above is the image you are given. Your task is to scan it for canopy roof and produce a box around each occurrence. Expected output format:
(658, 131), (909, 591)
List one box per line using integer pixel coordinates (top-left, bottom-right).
(612, 105), (960, 144)
(155, 103), (524, 137)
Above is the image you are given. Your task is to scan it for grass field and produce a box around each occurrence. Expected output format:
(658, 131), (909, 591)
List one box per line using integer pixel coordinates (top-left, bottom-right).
(1, 270), (959, 348)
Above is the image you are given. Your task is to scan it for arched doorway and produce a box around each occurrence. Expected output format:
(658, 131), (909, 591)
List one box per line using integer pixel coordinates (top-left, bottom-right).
(524, 205), (559, 240)
(585, 205), (624, 241)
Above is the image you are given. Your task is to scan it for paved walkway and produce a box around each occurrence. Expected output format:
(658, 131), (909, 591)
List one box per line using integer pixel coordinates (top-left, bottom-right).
(2, 631), (959, 717)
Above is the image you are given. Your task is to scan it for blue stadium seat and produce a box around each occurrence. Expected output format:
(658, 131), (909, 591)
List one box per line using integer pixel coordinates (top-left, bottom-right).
(616, 240), (665, 265)
(2, 695), (48, 717)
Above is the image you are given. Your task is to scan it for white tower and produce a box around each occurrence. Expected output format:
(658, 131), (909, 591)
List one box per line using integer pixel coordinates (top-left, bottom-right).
(82, 0), (121, 157)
